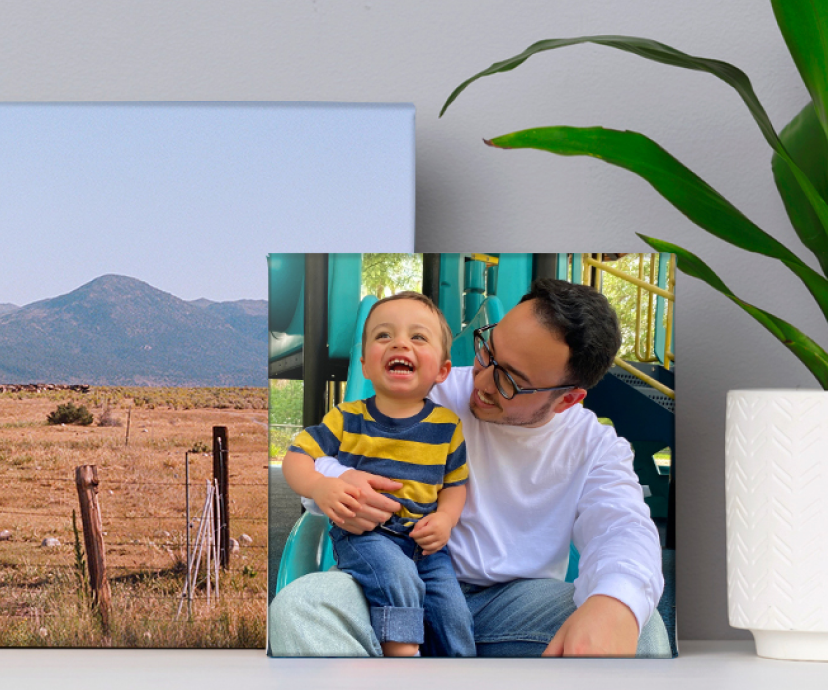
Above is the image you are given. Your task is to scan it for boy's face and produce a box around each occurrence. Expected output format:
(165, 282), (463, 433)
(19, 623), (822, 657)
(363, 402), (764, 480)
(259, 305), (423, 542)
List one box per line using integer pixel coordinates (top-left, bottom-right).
(361, 299), (451, 402)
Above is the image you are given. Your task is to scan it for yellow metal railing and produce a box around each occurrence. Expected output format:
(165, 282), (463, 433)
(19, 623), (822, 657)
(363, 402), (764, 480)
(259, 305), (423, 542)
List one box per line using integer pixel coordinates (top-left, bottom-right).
(579, 253), (675, 400)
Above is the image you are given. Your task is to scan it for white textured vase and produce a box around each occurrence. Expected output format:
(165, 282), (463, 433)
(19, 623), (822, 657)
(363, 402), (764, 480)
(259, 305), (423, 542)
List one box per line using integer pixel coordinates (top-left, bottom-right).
(725, 390), (828, 661)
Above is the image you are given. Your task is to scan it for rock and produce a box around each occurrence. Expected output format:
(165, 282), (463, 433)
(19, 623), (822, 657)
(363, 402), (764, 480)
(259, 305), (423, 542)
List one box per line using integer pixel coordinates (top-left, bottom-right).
(239, 533), (253, 546)
(229, 538), (240, 555)
(41, 537), (60, 548)
(0, 530), (11, 541)
(39, 628), (49, 638)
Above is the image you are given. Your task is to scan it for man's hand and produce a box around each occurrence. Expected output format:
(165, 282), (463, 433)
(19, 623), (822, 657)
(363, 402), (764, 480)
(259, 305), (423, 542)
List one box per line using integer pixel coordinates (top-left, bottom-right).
(309, 476), (361, 526)
(543, 595), (639, 657)
(337, 470), (402, 534)
(409, 511), (453, 555)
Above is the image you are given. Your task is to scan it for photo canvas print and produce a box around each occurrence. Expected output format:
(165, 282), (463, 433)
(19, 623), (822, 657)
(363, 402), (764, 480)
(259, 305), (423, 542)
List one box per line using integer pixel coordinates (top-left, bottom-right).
(267, 252), (676, 658)
(0, 102), (414, 648)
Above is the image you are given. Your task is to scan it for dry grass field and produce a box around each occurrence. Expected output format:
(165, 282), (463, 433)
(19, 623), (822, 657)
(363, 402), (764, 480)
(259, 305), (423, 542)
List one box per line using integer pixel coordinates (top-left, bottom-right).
(0, 387), (268, 648)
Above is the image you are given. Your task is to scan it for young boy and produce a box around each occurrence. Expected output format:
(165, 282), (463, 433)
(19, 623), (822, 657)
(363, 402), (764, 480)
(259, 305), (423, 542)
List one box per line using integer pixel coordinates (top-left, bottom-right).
(281, 291), (475, 657)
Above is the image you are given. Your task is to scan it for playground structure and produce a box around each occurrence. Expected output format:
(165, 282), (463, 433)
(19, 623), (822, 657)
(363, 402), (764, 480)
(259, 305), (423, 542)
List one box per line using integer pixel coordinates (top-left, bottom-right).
(268, 252), (675, 595)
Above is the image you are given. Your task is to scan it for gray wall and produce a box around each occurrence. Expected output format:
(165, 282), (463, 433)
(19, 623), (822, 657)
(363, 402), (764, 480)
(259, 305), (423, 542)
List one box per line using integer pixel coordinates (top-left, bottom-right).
(3, 1), (822, 641)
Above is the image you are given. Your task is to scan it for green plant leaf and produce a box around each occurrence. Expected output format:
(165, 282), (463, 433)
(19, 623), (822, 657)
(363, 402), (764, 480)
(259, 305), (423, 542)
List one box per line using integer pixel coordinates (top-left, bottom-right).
(440, 36), (776, 143)
(771, 0), (828, 145)
(639, 233), (828, 389)
(773, 102), (828, 276)
(486, 125), (828, 321)
(441, 35), (828, 262)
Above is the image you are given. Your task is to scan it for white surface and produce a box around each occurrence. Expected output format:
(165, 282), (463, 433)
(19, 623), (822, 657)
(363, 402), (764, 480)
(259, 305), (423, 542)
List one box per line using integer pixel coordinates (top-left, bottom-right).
(0, 0), (825, 641)
(4, 643), (828, 689)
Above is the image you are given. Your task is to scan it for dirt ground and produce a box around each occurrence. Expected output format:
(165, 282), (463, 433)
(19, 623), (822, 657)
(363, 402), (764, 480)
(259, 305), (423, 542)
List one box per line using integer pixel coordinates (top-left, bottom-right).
(0, 390), (268, 646)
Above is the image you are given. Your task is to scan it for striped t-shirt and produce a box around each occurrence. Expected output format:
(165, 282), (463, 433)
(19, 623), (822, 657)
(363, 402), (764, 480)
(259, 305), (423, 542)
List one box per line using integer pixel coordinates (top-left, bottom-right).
(290, 396), (467, 531)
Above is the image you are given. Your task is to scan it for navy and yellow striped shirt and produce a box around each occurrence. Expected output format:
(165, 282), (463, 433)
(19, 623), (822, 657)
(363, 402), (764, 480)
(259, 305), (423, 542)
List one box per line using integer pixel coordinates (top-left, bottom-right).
(290, 397), (467, 531)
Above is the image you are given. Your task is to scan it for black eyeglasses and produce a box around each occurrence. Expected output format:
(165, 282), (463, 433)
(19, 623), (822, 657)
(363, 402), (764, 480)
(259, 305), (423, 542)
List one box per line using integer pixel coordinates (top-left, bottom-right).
(473, 323), (577, 400)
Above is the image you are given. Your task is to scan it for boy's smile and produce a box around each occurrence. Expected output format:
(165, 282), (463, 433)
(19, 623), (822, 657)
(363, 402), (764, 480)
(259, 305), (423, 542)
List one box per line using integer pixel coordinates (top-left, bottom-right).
(386, 356), (415, 376)
(361, 298), (451, 416)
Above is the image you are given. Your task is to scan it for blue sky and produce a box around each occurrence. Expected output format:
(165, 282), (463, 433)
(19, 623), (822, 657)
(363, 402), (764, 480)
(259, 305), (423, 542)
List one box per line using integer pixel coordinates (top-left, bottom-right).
(0, 102), (414, 306)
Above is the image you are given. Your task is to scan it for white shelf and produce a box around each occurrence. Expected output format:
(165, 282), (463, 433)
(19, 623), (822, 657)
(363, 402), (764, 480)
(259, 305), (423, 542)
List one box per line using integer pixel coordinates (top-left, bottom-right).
(4, 642), (827, 689)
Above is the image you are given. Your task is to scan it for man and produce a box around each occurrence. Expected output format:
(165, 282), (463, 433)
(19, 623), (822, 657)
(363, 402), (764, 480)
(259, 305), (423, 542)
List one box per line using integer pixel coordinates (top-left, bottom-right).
(270, 278), (670, 657)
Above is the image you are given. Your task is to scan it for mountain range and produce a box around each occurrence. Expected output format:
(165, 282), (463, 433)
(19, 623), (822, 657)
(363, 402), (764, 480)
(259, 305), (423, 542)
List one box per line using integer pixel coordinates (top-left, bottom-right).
(0, 275), (267, 387)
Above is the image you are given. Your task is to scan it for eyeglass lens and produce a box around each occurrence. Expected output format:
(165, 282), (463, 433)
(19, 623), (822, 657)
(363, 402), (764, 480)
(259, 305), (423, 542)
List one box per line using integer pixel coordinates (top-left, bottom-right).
(474, 332), (516, 399)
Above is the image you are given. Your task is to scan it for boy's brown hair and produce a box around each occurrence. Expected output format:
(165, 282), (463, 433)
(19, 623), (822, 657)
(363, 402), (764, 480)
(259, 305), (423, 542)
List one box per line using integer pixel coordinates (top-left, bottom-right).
(361, 291), (453, 362)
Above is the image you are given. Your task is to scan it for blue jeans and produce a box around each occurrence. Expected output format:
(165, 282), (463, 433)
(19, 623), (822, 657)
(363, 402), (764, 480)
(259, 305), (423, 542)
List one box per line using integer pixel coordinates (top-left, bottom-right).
(329, 526), (475, 656)
(268, 571), (671, 657)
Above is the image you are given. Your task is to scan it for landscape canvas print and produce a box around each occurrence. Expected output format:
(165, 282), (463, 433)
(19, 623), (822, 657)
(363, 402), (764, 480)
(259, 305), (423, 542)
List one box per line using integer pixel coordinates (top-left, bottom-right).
(0, 102), (415, 648)
(267, 252), (677, 657)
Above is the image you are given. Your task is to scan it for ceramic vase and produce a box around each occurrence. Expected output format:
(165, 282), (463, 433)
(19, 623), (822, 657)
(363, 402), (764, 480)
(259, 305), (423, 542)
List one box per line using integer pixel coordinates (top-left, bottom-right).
(725, 389), (828, 661)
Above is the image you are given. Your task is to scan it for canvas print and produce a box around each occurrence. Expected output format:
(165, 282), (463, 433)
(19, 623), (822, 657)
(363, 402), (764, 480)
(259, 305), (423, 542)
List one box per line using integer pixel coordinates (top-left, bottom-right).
(267, 252), (676, 657)
(0, 102), (414, 648)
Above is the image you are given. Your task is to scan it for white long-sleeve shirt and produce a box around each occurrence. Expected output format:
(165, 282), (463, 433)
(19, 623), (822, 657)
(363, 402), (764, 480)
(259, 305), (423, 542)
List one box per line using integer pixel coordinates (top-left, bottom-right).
(308, 366), (664, 631)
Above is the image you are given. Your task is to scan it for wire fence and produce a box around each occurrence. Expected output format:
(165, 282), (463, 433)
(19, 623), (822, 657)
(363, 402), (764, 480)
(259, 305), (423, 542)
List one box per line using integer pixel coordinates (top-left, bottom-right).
(0, 437), (269, 647)
(0, 388), (272, 646)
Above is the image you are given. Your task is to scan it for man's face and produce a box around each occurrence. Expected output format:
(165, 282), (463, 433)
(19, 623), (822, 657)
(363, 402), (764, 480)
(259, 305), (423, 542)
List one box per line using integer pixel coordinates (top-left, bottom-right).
(469, 300), (584, 428)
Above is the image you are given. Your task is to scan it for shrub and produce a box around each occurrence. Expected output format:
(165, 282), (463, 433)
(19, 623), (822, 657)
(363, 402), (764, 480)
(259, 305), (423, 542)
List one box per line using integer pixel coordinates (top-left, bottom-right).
(46, 402), (94, 426)
(189, 440), (210, 454)
(97, 408), (122, 427)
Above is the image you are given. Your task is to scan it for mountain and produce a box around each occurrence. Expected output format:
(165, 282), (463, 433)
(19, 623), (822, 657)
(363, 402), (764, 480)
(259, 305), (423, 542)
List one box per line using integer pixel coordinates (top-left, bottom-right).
(189, 298), (267, 343)
(0, 275), (267, 387)
(0, 304), (18, 316)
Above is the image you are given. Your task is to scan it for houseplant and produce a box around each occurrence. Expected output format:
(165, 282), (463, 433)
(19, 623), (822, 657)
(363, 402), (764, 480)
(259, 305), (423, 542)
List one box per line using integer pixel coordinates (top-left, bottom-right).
(441, 1), (828, 661)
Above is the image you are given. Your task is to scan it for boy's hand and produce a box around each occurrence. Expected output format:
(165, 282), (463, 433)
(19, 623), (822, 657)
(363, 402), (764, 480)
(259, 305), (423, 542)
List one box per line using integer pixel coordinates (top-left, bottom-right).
(310, 476), (362, 526)
(409, 511), (453, 555)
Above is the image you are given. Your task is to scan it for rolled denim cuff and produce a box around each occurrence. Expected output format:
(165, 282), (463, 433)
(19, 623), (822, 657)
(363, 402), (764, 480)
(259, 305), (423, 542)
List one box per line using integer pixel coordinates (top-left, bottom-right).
(370, 606), (424, 644)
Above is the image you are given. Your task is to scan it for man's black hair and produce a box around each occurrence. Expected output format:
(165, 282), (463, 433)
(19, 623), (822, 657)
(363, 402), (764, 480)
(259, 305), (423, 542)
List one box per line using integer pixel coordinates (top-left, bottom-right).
(519, 278), (622, 389)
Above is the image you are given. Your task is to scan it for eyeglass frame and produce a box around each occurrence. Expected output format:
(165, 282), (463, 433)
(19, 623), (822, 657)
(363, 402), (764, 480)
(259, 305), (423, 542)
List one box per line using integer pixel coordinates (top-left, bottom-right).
(472, 323), (578, 400)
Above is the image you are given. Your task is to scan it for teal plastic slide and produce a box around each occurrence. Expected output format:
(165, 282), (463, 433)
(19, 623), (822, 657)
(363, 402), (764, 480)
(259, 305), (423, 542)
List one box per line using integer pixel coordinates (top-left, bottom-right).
(268, 253), (364, 370)
(274, 294), (376, 593)
(275, 292), (582, 592)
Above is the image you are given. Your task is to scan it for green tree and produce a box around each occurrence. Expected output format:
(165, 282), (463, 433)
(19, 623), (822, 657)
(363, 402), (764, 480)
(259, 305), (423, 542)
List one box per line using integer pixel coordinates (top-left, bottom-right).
(268, 379), (303, 460)
(600, 255), (664, 361)
(361, 253), (423, 298)
(269, 379), (303, 426)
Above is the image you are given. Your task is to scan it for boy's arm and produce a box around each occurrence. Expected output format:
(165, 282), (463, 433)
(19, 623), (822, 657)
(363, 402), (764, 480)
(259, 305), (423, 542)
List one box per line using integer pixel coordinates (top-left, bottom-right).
(282, 450), (362, 525)
(409, 484), (466, 556)
(435, 484), (466, 524)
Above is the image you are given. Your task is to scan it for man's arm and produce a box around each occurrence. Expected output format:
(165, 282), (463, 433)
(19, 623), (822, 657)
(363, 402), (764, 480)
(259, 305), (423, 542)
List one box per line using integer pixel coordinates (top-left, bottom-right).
(551, 428), (664, 655)
(299, 455), (403, 534)
(281, 450), (362, 525)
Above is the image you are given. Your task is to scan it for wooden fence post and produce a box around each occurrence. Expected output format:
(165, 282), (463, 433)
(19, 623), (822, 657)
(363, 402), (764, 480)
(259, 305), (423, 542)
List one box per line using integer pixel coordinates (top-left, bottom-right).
(212, 426), (229, 568)
(75, 464), (112, 634)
